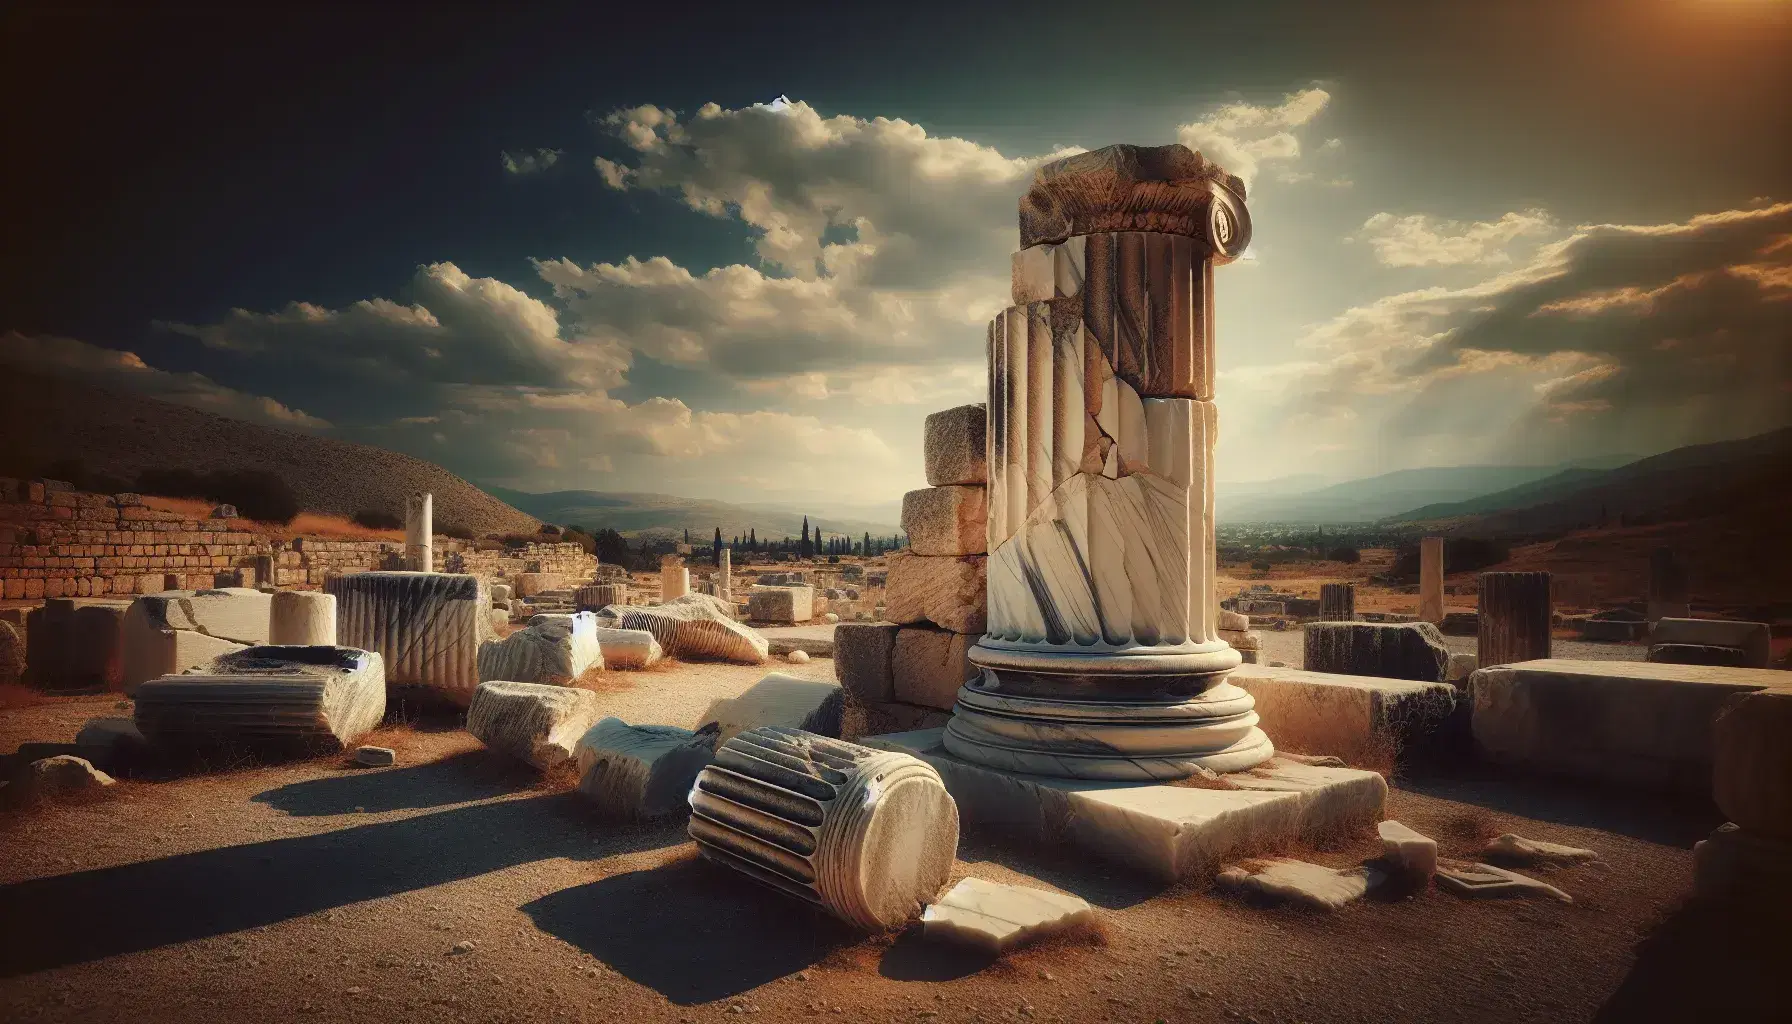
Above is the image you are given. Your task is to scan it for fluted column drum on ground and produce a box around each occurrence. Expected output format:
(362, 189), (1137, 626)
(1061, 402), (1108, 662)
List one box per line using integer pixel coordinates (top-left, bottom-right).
(688, 726), (959, 931)
(946, 143), (1270, 781)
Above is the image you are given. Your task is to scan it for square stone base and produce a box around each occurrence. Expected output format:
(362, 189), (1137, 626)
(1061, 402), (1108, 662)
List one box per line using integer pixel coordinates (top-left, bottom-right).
(864, 728), (1387, 883)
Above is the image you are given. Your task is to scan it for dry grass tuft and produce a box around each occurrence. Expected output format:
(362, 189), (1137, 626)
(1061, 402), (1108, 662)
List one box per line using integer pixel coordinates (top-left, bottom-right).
(1169, 772), (1240, 791)
(531, 758), (584, 793)
(1434, 808), (1503, 856)
(569, 664), (639, 699)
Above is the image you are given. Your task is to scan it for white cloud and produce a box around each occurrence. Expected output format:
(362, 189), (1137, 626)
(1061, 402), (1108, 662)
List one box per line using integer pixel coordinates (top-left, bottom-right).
(501, 148), (563, 175)
(1350, 209), (1558, 267)
(1176, 87), (1336, 187)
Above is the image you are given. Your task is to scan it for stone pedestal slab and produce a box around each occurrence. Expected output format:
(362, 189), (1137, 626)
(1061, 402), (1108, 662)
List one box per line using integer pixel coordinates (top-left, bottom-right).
(1227, 663), (1458, 767)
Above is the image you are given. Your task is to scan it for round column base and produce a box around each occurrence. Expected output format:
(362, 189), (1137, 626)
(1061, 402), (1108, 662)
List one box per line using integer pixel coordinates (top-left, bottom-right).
(944, 641), (1275, 781)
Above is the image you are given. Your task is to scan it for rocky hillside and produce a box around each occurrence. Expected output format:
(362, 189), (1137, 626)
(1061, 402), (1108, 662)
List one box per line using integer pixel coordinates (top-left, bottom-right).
(0, 370), (540, 535)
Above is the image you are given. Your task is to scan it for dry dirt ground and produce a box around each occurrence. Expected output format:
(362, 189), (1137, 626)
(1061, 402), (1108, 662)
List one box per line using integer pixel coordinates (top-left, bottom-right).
(2, 665), (1786, 1024)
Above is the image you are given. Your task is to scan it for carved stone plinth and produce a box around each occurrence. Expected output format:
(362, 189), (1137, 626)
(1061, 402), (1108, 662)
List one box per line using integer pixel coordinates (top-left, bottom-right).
(947, 143), (1268, 781)
(688, 726), (958, 931)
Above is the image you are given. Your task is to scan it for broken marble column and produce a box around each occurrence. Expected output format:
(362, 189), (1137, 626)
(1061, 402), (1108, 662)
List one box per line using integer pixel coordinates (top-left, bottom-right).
(575, 718), (719, 819)
(952, 143), (1268, 781)
(1419, 537), (1445, 625)
(326, 571), (495, 704)
(134, 646), (387, 753)
(477, 611), (603, 685)
(688, 726), (959, 930)
(660, 555), (690, 601)
(121, 588), (272, 692)
(1478, 571), (1551, 668)
(1303, 621), (1449, 682)
(1648, 546), (1690, 623)
(269, 590), (337, 646)
(613, 593), (768, 664)
(574, 583), (626, 613)
(405, 492), (433, 573)
(466, 680), (603, 769)
(1319, 583), (1356, 622)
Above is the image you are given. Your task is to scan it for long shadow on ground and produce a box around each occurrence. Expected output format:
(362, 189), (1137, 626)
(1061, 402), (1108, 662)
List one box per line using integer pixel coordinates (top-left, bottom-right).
(250, 751), (523, 816)
(0, 792), (677, 977)
(1595, 896), (1791, 1022)
(1399, 768), (1721, 848)
(523, 855), (861, 1005)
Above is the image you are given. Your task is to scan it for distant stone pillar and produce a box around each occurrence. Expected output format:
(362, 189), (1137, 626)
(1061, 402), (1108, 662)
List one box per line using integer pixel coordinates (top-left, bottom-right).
(717, 547), (733, 603)
(1478, 571), (1551, 668)
(405, 492), (433, 573)
(948, 142), (1270, 781)
(660, 555), (689, 601)
(1419, 537), (1445, 624)
(1648, 547), (1689, 622)
(1319, 583), (1356, 622)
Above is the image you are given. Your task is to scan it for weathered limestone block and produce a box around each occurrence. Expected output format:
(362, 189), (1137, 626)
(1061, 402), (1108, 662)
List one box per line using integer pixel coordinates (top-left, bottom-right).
(27, 601), (128, 690)
(1228, 663), (1458, 767)
(1469, 659), (1781, 793)
(613, 593), (768, 664)
(1302, 622), (1449, 683)
(593, 626), (662, 670)
(699, 672), (845, 744)
(921, 878), (1094, 954)
(466, 680), (602, 769)
(884, 551), (986, 635)
(19, 755), (115, 797)
(327, 572), (494, 704)
(660, 555), (689, 601)
(0, 620), (24, 686)
(834, 622), (901, 704)
(748, 585), (814, 625)
(892, 627), (978, 712)
(1445, 652), (1479, 686)
(511, 573), (563, 599)
(477, 612), (603, 685)
(134, 646), (387, 752)
(122, 588), (272, 692)
(1712, 687), (1792, 838)
(575, 718), (719, 819)
(924, 404), (988, 487)
(1649, 617), (1771, 669)
(269, 591), (337, 646)
(1378, 820), (1437, 882)
(575, 583), (626, 613)
(1478, 572), (1551, 667)
(901, 486), (987, 557)
(1217, 858), (1377, 911)
(688, 726), (960, 931)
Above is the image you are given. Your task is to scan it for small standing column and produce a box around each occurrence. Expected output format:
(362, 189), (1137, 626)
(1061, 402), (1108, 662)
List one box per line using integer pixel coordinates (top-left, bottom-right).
(946, 143), (1269, 781)
(1319, 582), (1356, 622)
(1648, 546), (1690, 623)
(1419, 537), (1445, 624)
(404, 492), (433, 573)
(1478, 571), (1551, 667)
(660, 554), (689, 601)
(717, 546), (733, 604)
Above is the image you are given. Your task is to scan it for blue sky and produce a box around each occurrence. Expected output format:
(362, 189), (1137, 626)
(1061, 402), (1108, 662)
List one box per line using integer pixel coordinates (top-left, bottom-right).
(3, 1), (1788, 509)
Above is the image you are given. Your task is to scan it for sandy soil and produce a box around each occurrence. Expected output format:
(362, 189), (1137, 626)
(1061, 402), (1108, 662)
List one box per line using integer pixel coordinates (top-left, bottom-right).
(2, 667), (1784, 1024)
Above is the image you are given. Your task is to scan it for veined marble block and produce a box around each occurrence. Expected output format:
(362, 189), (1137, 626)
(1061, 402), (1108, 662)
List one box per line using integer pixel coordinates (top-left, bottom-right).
(467, 680), (602, 769)
(327, 572), (495, 704)
(269, 591), (337, 646)
(613, 593), (768, 664)
(122, 588), (273, 692)
(477, 611), (603, 685)
(134, 645), (386, 753)
(688, 726), (959, 931)
(575, 718), (719, 819)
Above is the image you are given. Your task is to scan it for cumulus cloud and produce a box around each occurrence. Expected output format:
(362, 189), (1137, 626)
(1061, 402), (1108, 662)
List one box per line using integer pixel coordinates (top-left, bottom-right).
(1227, 201), (1792, 472)
(1176, 87), (1336, 187)
(0, 331), (331, 429)
(501, 148), (563, 175)
(1350, 209), (1557, 267)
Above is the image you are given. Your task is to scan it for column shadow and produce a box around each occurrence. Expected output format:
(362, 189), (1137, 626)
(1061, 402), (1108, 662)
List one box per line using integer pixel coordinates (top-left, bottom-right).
(249, 751), (528, 816)
(1398, 768), (1720, 848)
(1594, 897), (1790, 1022)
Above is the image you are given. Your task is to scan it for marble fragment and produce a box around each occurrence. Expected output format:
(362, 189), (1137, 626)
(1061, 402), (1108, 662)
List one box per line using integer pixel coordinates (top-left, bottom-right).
(698, 672), (845, 744)
(834, 622), (900, 704)
(477, 612), (603, 686)
(134, 645), (387, 753)
(575, 718), (719, 820)
(1482, 833), (1598, 865)
(1434, 861), (1572, 902)
(612, 593), (768, 664)
(921, 878), (1095, 954)
(689, 726), (960, 931)
(1378, 820), (1438, 881)
(466, 680), (603, 769)
(355, 745), (396, 767)
(1216, 858), (1376, 911)
(327, 572), (495, 704)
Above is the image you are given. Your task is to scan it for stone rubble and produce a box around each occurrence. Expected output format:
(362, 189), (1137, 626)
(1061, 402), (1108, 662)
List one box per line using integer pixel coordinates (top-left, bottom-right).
(1434, 861), (1572, 902)
(1482, 833), (1599, 866)
(355, 745), (397, 767)
(1378, 820), (1438, 882)
(575, 718), (719, 820)
(18, 754), (116, 798)
(610, 593), (768, 665)
(476, 612), (603, 686)
(134, 645), (387, 753)
(466, 680), (603, 769)
(1216, 858), (1379, 911)
(699, 673), (845, 744)
(921, 878), (1095, 954)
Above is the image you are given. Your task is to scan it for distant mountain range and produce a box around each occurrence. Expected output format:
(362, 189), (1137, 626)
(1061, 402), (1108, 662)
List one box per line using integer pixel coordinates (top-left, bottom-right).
(486, 487), (904, 543)
(1216, 456), (1637, 524)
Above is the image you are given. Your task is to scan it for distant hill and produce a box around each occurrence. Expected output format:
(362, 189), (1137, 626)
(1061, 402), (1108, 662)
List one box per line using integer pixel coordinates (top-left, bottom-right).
(1217, 457), (1636, 523)
(489, 487), (903, 543)
(0, 370), (540, 535)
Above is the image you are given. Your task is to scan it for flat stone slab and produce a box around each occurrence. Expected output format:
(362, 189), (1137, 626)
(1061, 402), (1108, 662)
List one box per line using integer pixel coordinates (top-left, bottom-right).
(698, 673), (844, 744)
(1482, 833), (1598, 865)
(864, 728), (1386, 883)
(1469, 659), (1784, 794)
(921, 878), (1094, 954)
(1216, 858), (1377, 911)
(1435, 861), (1572, 903)
(759, 623), (837, 658)
(1228, 663), (1458, 767)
